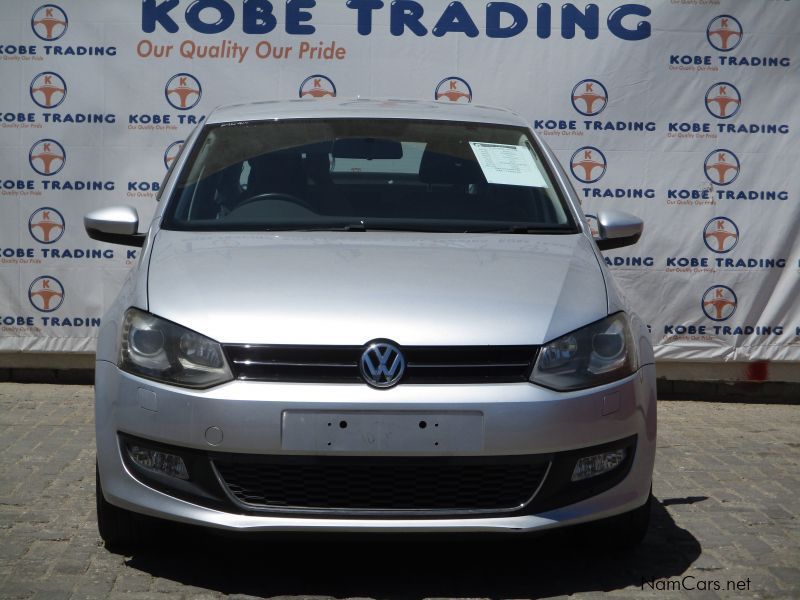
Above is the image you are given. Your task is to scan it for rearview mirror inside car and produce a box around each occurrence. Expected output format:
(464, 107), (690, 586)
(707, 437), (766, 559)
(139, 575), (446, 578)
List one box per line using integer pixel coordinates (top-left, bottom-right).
(332, 137), (403, 160)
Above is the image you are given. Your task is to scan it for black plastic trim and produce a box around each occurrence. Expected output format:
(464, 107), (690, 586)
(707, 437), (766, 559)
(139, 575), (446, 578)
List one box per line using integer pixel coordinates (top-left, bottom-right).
(526, 434), (638, 514)
(116, 432), (637, 520)
(211, 453), (551, 517)
(86, 228), (145, 247)
(223, 344), (538, 385)
(118, 432), (230, 511)
(597, 232), (642, 251)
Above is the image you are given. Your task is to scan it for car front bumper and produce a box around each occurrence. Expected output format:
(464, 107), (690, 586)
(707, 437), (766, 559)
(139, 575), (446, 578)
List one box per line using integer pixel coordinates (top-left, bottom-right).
(95, 360), (657, 533)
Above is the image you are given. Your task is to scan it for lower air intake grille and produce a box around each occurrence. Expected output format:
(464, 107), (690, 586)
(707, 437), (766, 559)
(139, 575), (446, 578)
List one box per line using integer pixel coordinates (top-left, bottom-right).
(213, 455), (549, 515)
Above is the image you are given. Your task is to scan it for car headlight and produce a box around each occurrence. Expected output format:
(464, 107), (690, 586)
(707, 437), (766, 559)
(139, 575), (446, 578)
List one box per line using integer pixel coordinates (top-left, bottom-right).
(531, 312), (638, 391)
(119, 308), (232, 389)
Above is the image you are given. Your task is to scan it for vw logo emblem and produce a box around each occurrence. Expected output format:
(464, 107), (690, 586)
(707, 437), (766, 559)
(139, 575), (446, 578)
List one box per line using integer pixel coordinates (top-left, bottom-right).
(360, 341), (405, 389)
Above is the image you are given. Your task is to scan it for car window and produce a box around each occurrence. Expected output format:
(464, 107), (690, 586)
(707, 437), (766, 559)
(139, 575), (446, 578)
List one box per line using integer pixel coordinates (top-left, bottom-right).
(163, 118), (576, 233)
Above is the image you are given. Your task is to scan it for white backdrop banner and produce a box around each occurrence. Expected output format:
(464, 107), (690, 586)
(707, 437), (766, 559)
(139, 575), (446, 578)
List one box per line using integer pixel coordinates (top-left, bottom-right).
(0, 0), (798, 363)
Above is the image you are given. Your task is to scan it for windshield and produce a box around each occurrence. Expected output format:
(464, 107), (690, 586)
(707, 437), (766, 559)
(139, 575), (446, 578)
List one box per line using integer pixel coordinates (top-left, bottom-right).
(162, 118), (577, 233)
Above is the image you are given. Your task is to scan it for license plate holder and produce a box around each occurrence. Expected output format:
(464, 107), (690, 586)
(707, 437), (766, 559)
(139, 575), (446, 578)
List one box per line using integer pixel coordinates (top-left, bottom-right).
(281, 411), (484, 452)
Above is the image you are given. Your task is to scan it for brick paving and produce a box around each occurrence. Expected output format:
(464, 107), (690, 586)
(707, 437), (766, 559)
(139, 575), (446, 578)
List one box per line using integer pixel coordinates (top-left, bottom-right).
(0, 382), (798, 599)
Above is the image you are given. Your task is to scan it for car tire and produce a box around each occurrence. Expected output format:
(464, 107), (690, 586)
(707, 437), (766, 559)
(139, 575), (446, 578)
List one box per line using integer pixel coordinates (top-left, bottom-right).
(598, 490), (652, 550)
(96, 462), (146, 551)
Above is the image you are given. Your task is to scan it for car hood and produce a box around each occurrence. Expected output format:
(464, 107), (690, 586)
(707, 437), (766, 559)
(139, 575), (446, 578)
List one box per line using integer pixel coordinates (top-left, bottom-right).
(147, 230), (608, 346)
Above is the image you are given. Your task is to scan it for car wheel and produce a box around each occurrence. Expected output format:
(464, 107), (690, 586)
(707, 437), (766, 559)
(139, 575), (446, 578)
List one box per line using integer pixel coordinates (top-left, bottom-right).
(95, 462), (146, 551)
(598, 490), (652, 550)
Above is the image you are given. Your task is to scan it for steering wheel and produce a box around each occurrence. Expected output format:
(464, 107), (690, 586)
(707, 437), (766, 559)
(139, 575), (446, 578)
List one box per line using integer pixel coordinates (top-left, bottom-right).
(235, 192), (313, 211)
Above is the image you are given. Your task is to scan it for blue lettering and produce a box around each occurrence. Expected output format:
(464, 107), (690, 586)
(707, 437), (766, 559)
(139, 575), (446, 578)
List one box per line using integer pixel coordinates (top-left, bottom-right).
(346, 0), (383, 35)
(243, 0), (277, 34)
(432, 1), (479, 38)
(669, 122), (710, 133)
(486, 2), (528, 39)
(664, 325), (706, 335)
(142, 0), (180, 33)
(185, 0), (235, 34)
(536, 3), (550, 38)
(561, 3), (598, 40)
(607, 4), (651, 41)
(1, 317), (35, 326)
(286, 0), (315, 35)
(390, 0), (427, 36)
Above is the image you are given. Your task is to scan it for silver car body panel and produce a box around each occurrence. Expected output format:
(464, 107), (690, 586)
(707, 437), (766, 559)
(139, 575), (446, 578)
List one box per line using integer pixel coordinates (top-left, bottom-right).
(205, 98), (532, 128)
(147, 231), (607, 346)
(96, 361), (656, 532)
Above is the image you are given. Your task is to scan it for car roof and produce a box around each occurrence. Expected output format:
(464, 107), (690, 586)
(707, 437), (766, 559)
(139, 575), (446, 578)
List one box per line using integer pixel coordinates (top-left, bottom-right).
(206, 98), (530, 128)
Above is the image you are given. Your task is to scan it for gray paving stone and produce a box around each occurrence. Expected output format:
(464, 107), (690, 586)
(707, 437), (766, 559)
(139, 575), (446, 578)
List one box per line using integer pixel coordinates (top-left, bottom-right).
(33, 590), (72, 600)
(0, 385), (798, 599)
(0, 581), (37, 599)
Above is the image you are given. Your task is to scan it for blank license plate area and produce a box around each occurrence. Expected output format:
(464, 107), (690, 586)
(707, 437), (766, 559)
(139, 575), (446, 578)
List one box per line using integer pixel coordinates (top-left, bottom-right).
(281, 411), (484, 452)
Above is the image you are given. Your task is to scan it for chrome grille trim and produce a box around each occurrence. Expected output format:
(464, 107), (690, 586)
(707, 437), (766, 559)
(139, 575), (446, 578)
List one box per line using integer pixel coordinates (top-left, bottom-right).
(223, 344), (538, 384)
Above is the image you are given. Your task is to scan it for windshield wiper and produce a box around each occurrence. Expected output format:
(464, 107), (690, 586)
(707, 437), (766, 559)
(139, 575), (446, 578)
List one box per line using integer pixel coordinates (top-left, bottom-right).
(260, 224), (571, 234)
(262, 223), (367, 232)
(464, 226), (568, 234)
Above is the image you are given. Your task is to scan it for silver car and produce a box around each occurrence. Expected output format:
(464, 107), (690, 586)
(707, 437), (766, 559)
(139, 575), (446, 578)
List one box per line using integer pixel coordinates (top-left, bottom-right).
(87, 99), (656, 549)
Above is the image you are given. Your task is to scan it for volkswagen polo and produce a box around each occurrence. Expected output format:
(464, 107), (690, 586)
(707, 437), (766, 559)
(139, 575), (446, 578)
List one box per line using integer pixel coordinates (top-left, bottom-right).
(86, 98), (656, 549)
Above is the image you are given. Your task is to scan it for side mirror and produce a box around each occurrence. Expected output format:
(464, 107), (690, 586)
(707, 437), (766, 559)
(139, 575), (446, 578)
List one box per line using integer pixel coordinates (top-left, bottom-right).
(84, 206), (145, 247)
(594, 209), (643, 251)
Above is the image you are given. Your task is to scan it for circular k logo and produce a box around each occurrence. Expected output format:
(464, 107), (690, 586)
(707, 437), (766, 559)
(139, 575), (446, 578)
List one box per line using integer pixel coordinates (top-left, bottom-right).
(707, 15), (743, 52)
(570, 147), (607, 184)
(571, 79), (608, 116)
(435, 77), (472, 103)
(31, 5), (68, 41)
(165, 73), (202, 110)
(702, 285), (737, 322)
(29, 207), (65, 244)
(29, 276), (65, 312)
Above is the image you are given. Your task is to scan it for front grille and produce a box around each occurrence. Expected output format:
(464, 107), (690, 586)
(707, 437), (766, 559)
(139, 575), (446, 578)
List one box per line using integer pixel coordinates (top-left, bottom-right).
(223, 344), (537, 384)
(212, 455), (550, 515)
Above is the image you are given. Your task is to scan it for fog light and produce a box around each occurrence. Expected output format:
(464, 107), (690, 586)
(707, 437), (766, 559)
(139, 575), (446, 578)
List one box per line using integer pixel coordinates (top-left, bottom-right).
(571, 448), (626, 481)
(127, 445), (189, 480)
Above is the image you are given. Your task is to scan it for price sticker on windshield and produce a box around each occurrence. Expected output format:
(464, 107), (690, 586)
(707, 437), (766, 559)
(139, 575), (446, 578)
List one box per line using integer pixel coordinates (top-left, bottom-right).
(469, 142), (547, 188)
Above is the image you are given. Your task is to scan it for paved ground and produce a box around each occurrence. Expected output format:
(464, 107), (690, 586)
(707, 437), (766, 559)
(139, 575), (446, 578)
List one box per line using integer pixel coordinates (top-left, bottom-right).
(0, 383), (798, 600)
